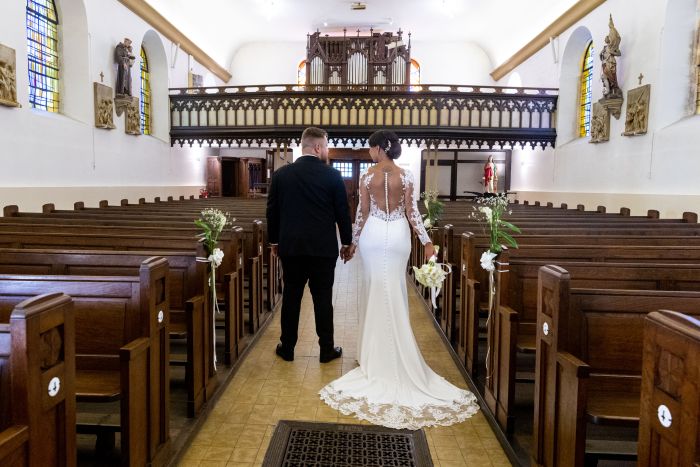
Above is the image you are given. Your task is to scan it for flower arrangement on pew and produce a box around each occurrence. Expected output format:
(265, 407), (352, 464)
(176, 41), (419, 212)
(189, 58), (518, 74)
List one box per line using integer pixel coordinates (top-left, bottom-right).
(471, 193), (520, 381)
(412, 246), (452, 308)
(421, 189), (444, 230)
(472, 193), (521, 271)
(195, 208), (234, 368)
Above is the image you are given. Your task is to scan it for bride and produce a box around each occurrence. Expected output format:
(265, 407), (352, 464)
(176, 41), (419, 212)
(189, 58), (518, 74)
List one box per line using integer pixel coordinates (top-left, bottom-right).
(319, 130), (479, 430)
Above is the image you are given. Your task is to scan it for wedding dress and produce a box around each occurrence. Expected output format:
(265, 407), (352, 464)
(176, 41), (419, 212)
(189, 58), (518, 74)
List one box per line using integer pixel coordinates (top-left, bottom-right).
(319, 166), (479, 430)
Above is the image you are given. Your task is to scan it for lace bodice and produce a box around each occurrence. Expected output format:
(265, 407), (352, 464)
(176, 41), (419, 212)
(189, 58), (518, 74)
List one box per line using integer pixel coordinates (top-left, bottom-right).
(352, 168), (431, 246)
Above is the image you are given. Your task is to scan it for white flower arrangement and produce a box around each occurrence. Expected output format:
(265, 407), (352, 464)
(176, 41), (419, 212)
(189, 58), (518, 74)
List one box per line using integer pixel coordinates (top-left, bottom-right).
(412, 246), (452, 308)
(423, 218), (433, 229)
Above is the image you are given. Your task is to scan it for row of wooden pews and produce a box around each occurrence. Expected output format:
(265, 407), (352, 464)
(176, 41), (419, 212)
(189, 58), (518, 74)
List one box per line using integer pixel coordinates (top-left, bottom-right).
(0, 196), (278, 465)
(411, 200), (700, 466)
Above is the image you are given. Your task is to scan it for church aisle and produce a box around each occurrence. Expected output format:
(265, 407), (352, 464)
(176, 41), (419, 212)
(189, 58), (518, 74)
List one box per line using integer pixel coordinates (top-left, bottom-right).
(179, 259), (512, 466)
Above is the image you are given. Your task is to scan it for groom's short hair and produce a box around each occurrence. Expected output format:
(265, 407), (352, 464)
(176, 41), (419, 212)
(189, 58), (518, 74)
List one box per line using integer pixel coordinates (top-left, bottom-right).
(301, 127), (328, 149)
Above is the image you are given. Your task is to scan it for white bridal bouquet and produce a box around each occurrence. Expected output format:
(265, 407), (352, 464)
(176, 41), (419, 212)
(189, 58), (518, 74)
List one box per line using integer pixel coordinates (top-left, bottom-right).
(412, 246), (452, 308)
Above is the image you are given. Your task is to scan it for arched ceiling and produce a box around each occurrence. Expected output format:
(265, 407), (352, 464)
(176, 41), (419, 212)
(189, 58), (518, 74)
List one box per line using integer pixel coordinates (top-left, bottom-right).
(145, 0), (579, 74)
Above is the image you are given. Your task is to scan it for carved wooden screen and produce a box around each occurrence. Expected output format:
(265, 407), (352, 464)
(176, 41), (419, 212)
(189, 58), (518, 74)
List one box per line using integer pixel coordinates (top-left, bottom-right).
(306, 30), (410, 87)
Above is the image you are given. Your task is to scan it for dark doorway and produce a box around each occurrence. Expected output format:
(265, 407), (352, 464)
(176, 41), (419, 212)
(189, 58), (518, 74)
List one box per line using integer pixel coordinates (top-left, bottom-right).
(221, 159), (237, 197)
(328, 149), (374, 221)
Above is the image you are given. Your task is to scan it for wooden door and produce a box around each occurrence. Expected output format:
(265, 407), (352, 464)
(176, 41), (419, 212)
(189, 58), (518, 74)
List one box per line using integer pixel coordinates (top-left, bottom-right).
(206, 157), (222, 197)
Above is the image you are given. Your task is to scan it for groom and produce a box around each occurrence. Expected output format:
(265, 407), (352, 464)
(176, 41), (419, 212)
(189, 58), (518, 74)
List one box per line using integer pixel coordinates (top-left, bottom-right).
(266, 127), (353, 363)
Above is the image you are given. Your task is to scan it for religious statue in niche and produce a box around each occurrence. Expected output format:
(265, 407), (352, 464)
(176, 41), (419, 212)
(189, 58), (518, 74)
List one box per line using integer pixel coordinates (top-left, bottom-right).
(94, 82), (116, 129)
(598, 15), (623, 119)
(0, 43), (20, 108)
(114, 38), (135, 116)
(125, 96), (141, 135)
(589, 102), (610, 143)
(622, 84), (651, 136)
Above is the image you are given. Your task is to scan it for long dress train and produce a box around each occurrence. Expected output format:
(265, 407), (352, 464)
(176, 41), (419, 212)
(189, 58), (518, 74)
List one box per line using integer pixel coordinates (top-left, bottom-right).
(319, 168), (479, 430)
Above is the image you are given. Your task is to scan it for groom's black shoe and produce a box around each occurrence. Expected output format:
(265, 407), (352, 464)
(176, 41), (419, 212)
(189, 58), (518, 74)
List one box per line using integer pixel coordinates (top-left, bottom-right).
(275, 343), (294, 362)
(319, 346), (342, 363)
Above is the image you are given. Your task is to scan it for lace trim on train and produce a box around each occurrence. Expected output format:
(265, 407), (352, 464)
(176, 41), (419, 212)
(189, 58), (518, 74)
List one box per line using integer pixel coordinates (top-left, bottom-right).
(319, 385), (480, 430)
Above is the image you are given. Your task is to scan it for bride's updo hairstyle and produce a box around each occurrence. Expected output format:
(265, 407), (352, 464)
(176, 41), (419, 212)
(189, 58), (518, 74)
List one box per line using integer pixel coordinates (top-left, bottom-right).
(368, 130), (402, 160)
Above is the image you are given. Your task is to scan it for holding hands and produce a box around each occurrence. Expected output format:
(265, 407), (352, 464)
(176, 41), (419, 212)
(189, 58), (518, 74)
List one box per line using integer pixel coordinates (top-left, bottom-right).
(340, 245), (356, 263)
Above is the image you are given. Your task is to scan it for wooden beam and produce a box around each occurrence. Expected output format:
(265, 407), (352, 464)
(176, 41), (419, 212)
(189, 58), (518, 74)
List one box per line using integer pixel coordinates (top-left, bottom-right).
(491, 0), (606, 81)
(118, 0), (232, 83)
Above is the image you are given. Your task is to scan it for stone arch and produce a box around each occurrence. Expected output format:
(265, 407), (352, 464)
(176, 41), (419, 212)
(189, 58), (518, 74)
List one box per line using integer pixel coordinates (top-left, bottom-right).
(139, 29), (168, 141)
(557, 26), (594, 144)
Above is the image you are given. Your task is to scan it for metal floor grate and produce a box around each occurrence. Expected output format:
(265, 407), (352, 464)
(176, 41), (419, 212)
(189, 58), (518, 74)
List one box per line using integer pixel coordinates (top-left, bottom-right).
(263, 420), (434, 466)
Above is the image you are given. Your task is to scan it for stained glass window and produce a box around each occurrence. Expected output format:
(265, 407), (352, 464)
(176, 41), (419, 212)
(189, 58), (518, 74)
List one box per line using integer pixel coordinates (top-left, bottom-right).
(26, 0), (59, 112)
(579, 41), (594, 137)
(140, 47), (151, 135)
(332, 162), (353, 178)
(297, 60), (306, 86)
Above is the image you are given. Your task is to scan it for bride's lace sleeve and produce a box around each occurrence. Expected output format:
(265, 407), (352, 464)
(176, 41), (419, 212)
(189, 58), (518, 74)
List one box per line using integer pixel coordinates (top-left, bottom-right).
(352, 171), (371, 246)
(403, 170), (432, 245)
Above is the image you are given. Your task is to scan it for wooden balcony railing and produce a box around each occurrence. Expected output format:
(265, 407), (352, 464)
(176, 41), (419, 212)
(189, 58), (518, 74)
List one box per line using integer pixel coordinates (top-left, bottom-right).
(169, 84), (558, 148)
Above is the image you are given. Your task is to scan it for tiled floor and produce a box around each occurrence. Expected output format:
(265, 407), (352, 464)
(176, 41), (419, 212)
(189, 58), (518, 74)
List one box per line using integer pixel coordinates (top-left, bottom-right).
(179, 258), (512, 466)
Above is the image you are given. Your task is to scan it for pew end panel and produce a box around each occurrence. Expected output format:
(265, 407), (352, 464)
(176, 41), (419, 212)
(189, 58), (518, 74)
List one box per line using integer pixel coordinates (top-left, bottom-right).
(5, 293), (76, 467)
(638, 310), (700, 467)
(532, 265), (570, 467)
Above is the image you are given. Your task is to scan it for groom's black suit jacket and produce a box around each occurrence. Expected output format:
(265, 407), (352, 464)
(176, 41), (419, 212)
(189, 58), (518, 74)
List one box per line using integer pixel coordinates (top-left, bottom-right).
(266, 155), (353, 258)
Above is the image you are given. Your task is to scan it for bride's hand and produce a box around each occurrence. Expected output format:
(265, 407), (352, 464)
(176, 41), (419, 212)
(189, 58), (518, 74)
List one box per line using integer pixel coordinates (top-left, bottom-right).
(424, 243), (435, 261)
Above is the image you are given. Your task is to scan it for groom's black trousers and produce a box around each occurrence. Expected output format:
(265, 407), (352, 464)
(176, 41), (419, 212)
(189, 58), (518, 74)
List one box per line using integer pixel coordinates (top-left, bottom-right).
(279, 255), (337, 352)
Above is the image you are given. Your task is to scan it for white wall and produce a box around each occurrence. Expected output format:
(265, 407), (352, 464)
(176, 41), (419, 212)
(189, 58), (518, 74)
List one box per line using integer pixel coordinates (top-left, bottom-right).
(410, 41), (496, 85)
(229, 42), (306, 85)
(504, 0), (700, 218)
(0, 0), (224, 212)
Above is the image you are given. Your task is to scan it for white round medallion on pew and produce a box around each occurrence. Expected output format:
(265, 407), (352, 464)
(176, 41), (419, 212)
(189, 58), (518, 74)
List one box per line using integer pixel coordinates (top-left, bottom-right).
(48, 376), (61, 397)
(657, 404), (672, 428)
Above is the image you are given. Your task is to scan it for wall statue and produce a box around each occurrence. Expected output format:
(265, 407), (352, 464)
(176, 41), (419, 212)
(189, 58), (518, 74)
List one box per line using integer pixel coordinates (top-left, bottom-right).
(589, 102), (610, 143)
(0, 43), (20, 108)
(598, 15), (623, 119)
(125, 96), (141, 135)
(622, 84), (651, 136)
(115, 38), (135, 97)
(600, 15), (622, 99)
(94, 83), (116, 129)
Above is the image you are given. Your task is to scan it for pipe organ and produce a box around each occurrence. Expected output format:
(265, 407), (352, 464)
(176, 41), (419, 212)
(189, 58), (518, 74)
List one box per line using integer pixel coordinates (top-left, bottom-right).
(305, 30), (411, 87)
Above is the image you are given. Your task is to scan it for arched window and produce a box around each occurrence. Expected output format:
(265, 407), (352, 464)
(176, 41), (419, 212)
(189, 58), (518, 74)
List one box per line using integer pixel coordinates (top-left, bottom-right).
(579, 41), (594, 137)
(297, 60), (307, 86)
(410, 59), (421, 85)
(26, 0), (60, 112)
(140, 46), (151, 135)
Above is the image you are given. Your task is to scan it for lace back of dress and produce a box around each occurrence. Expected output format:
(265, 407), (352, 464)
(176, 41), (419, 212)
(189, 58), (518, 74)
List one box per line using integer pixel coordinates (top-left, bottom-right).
(384, 172), (390, 219)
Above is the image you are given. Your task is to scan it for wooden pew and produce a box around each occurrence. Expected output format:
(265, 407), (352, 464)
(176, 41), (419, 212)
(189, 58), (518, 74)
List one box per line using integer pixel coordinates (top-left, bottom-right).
(638, 310), (700, 467)
(0, 248), (216, 418)
(0, 229), (245, 366)
(0, 258), (169, 465)
(532, 266), (700, 467)
(0, 293), (75, 467)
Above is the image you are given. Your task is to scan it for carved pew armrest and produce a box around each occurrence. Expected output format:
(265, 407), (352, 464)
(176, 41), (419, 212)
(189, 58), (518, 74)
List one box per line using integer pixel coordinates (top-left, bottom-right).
(555, 351), (590, 467)
(119, 337), (150, 467)
(0, 425), (29, 464)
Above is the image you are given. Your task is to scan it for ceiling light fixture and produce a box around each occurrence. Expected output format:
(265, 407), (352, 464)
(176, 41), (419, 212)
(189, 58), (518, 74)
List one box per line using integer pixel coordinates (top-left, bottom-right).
(351, 2), (367, 11)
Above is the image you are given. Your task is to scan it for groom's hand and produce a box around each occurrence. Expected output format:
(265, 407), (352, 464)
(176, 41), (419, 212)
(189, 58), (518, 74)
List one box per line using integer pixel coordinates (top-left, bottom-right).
(340, 245), (354, 263)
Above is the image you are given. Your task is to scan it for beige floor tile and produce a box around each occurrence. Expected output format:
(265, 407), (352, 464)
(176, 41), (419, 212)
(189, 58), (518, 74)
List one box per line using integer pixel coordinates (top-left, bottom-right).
(229, 448), (259, 463)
